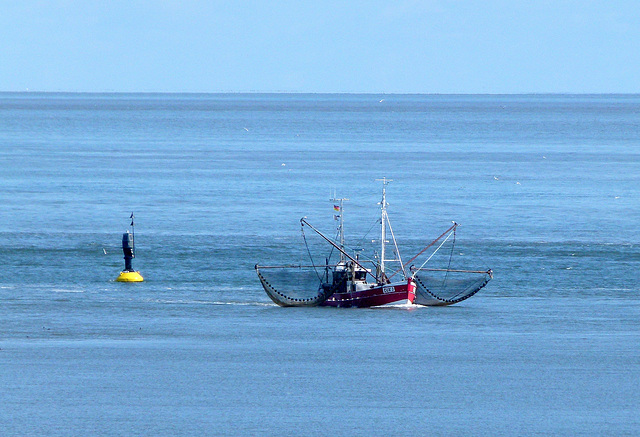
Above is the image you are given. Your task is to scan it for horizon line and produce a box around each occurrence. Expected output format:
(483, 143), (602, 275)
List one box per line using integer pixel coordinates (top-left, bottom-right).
(2, 90), (639, 96)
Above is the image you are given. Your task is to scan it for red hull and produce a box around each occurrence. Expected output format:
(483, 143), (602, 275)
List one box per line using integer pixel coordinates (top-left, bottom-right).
(320, 279), (416, 308)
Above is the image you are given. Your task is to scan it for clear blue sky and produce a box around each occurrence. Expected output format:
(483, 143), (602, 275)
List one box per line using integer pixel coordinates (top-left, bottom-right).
(2, 0), (639, 93)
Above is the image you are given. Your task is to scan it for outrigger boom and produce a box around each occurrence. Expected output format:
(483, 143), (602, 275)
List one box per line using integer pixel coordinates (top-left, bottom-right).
(300, 217), (375, 280)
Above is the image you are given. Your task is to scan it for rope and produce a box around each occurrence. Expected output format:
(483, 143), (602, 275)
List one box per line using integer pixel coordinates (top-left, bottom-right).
(413, 268), (491, 274)
(256, 264), (336, 269)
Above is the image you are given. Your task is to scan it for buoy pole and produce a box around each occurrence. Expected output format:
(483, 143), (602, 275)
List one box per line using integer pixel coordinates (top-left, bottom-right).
(130, 212), (135, 258)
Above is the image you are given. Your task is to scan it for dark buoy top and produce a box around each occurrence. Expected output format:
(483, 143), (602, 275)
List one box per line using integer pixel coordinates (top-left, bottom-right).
(122, 230), (135, 272)
(116, 213), (143, 282)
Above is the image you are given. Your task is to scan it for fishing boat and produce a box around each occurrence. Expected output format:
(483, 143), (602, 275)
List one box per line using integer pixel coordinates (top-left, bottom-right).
(255, 178), (491, 307)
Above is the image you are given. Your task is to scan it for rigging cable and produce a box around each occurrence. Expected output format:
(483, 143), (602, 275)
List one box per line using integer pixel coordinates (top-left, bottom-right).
(402, 223), (458, 269)
(410, 229), (455, 278)
(301, 222), (323, 282)
(385, 213), (406, 278)
(442, 226), (456, 286)
(353, 216), (381, 253)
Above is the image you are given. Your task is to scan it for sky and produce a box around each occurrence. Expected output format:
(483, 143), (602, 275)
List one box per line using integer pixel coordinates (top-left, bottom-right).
(1, 0), (639, 93)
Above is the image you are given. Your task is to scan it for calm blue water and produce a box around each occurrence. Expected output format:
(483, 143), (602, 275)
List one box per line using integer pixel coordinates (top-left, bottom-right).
(1, 93), (639, 436)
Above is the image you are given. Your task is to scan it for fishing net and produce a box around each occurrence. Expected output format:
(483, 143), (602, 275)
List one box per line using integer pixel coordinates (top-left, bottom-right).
(255, 265), (347, 307)
(413, 270), (492, 306)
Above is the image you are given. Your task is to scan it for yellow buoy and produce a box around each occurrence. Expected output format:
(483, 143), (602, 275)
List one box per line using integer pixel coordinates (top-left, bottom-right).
(116, 271), (144, 282)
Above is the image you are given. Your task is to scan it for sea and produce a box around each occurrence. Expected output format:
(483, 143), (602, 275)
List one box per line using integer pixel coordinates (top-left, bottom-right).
(0, 93), (638, 436)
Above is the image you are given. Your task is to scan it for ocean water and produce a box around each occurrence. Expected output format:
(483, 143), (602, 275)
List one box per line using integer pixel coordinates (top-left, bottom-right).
(0, 93), (639, 436)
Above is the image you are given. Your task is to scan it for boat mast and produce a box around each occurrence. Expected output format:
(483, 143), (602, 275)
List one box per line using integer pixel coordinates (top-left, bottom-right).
(330, 194), (348, 263)
(377, 178), (392, 276)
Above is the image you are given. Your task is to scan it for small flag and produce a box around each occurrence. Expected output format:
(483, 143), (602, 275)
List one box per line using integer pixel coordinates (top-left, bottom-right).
(333, 205), (340, 212)
(334, 215), (340, 221)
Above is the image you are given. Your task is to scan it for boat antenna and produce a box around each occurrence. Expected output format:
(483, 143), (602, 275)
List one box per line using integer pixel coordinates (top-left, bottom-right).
(330, 194), (348, 262)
